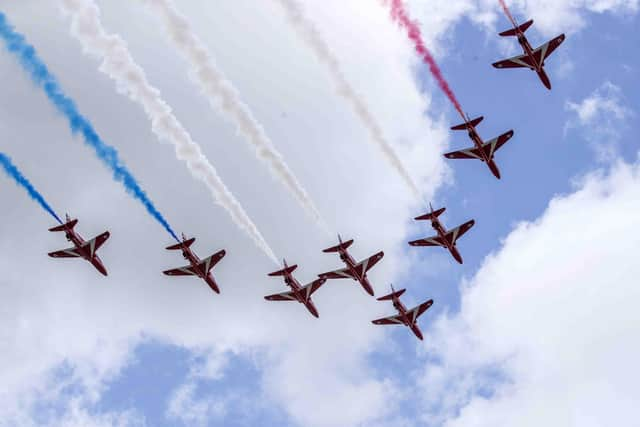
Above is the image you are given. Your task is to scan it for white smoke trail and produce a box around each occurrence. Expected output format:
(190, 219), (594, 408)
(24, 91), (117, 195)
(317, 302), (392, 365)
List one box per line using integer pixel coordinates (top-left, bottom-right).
(59, 0), (278, 263)
(273, 0), (421, 197)
(143, 0), (325, 228)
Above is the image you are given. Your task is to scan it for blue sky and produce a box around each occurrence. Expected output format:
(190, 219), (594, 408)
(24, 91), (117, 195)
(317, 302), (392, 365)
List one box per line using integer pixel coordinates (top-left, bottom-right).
(1, 1), (639, 426)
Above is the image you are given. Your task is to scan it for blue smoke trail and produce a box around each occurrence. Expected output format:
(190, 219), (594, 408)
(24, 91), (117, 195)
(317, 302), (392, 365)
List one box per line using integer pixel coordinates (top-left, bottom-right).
(0, 12), (179, 241)
(0, 152), (62, 224)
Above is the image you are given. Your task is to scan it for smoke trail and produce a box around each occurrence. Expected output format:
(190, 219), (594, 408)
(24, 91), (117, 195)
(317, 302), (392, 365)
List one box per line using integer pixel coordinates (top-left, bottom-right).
(0, 153), (62, 224)
(273, 0), (420, 197)
(59, 0), (278, 263)
(144, 0), (324, 227)
(498, 0), (518, 28)
(0, 12), (179, 241)
(388, 0), (466, 120)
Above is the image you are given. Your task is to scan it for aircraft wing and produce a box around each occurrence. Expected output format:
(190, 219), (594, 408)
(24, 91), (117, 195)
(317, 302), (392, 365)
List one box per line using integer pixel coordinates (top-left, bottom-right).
(356, 251), (384, 274)
(534, 34), (566, 63)
(318, 266), (356, 280)
(87, 232), (110, 257)
(445, 130), (514, 161)
(443, 146), (484, 160)
(164, 250), (225, 277)
(49, 247), (82, 258)
(265, 279), (325, 302)
(443, 220), (475, 245)
(200, 250), (226, 272)
(483, 130), (514, 158)
(301, 278), (326, 299)
(164, 265), (199, 276)
(372, 313), (404, 325)
(492, 52), (536, 70)
(49, 231), (110, 259)
(405, 300), (434, 323)
(265, 290), (298, 301)
(408, 235), (447, 247)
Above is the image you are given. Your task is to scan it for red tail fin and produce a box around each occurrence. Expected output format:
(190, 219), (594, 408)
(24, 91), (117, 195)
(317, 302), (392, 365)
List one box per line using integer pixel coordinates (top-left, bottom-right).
(377, 288), (406, 301)
(499, 19), (533, 36)
(166, 237), (195, 250)
(323, 238), (354, 253)
(451, 116), (483, 131)
(415, 207), (446, 221)
(49, 218), (77, 232)
(269, 264), (298, 277)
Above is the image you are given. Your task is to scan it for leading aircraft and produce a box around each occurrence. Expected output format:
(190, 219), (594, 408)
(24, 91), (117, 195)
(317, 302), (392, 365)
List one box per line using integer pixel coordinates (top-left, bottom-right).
(408, 205), (475, 264)
(318, 236), (384, 296)
(492, 19), (566, 90)
(163, 234), (226, 294)
(48, 214), (110, 276)
(372, 285), (434, 340)
(444, 115), (514, 179)
(266, 260), (326, 318)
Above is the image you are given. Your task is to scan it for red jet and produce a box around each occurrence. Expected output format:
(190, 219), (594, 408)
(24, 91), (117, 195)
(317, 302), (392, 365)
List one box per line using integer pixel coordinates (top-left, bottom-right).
(372, 286), (433, 340)
(444, 115), (514, 179)
(48, 214), (110, 276)
(492, 19), (566, 90)
(266, 260), (326, 318)
(163, 234), (226, 294)
(318, 235), (384, 296)
(408, 205), (475, 264)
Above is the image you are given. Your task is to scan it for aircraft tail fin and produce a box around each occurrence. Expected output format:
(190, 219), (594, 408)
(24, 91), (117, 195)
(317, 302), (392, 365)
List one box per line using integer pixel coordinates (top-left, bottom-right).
(499, 19), (533, 36)
(49, 218), (78, 232)
(323, 238), (354, 253)
(377, 288), (406, 301)
(269, 263), (298, 277)
(451, 116), (483, 131)
(415, 207), (446, 221)
(166, 237), (195, 250)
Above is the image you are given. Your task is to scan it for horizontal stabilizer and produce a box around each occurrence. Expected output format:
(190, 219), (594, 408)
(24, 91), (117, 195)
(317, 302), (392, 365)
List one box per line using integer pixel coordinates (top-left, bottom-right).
(377, 288), (406, 301)
(49, 218), (77, 232)
(166, 237), (195, 250)
(499, 19), (533, 36)
(415, 207), (446, 221)
(269, 263), (298, 277)
(323, 238), (354, 253)
(451, 116), (483, 131)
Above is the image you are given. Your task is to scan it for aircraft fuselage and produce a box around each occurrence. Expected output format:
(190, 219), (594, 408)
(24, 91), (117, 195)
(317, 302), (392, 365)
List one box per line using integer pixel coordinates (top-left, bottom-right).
(284, 274), (319, 317)
(64, 228), (107, 275)
(431, 219), (463, 264)
(517, 32), (551, 88)
(468, 125), (501, 178)
(180, 244), (219, 291)
(338, 249), (375, 295)
(391, 297), (424, 340)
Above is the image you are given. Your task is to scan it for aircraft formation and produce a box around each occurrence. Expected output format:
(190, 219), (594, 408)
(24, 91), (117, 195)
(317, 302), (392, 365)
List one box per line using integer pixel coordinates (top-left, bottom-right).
(2, 7), (565, 342)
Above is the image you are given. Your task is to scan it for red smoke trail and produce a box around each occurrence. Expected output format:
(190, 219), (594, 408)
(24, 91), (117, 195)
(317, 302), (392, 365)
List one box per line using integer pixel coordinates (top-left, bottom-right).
(389, 0), (465, 120)
(497, 0), (518, 28)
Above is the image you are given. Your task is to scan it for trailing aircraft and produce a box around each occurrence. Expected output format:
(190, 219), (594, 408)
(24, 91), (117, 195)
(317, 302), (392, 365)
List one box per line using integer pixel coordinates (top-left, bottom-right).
(48, 214), (110, 276)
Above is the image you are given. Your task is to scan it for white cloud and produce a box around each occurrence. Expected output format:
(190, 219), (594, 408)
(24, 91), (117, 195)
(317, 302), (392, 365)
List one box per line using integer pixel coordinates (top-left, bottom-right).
(407, 0), (639, 52)
(565, 81), (632, 160)
(417, 157), (640, 427)
(166, 382), (227, 427)
(0, 0), (445, 426)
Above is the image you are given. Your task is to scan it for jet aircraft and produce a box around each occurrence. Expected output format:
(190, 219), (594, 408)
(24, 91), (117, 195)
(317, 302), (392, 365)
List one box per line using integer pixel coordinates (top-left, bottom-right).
(444, 115), (514, 179)
(492, 19), (566, 90)
(318, 236), (384, 296)
(48, 214), (110, 276)
(163, 234), (226, 294)
(266, 260), (326, 318)
(408, 205), (475, 264)
(372, 285), (434, 340)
